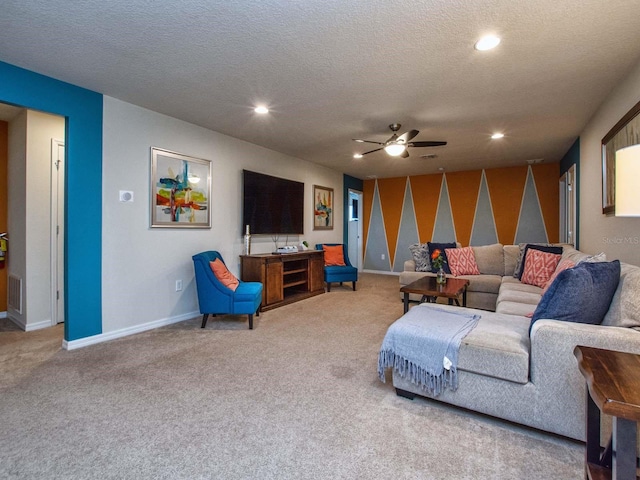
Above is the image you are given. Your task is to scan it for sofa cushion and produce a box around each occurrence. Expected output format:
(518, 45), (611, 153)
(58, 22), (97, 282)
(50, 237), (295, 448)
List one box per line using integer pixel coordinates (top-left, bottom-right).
(516, 244), (563, 280)
(602, 263), (640, 330)
(446, 246), (480, 276)
(503, 245), (520, 276)
(500, 276), (544, 294)
(440, 305), (531, 384)
(471, 243), (505, 276)
(428, 242), (456, 274)
(531, 260), (621, 331)
(496, 301), (537, 317)
(497, 289), (542, 306)
(459, 274), (502, 295)
(520, 249), (561, 288)
(409, 243), (431, 272)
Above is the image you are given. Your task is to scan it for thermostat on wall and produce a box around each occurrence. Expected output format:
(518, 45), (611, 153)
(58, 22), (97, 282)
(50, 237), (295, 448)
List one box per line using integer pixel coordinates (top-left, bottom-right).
(119, 190), (134, 203)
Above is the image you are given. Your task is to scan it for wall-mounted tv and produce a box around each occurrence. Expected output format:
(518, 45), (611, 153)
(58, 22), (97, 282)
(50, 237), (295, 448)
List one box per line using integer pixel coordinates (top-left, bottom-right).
(242, 170), (304, 235)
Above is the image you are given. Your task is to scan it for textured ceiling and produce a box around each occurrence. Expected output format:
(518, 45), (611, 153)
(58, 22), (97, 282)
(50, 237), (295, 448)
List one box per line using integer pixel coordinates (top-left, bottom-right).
(2, 0), (640, 179)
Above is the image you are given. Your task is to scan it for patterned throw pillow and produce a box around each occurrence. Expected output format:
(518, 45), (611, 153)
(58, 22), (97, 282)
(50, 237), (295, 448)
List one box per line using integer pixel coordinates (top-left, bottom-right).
(514, 243), (563, 279)
(408, 243), (431, 272)
(542, 259), (575, 293)
(520, 249), (561, 288)
(445, 246), (480, 276)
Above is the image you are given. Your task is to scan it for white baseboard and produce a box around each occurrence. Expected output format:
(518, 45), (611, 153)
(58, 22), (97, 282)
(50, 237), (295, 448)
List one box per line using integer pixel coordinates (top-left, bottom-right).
(62, 310), (200, 350)
(362, 269), (400, 276)
(5, 314), (51, 331)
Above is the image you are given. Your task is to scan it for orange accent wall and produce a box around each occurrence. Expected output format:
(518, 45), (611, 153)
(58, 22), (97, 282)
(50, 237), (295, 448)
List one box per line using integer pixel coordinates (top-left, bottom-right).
(484, 165), (528, 244)
(409, 174), (442, 242)
(377, 177), (408, 266)
(532, 163), (560, 242)
(445, 170), (482, 246)
(0, 121), (7, 312)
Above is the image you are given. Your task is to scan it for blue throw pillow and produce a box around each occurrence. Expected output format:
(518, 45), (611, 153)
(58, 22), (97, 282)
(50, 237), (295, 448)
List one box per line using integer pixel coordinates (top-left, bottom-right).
(428, 242), (457, 274)
(516, 244), (563, 280)
(530, 260), (621, 334)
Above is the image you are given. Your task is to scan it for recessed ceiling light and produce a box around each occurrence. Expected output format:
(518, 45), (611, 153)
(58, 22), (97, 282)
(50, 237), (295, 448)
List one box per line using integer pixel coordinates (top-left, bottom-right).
(475, 35), (501, 51)
(254, 106), (269, 114)
(491, 132), (505, 139)
(354, 139), (365, 143)
(353, 154), (363, 159)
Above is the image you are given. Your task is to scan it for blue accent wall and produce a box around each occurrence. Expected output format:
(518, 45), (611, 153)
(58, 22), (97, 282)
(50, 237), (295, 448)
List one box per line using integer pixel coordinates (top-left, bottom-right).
(560, 138), (580, 248)
(343, 174), (363, 245)
(0, 61), (103, 341)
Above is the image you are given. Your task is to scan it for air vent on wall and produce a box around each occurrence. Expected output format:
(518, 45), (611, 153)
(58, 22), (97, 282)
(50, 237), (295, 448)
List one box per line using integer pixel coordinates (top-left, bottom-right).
(8, 274), (22, 314)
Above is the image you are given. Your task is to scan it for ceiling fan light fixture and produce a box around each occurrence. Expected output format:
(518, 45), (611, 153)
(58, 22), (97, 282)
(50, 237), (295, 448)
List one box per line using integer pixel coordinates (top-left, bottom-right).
(353, 153), (363, 159)
(475, 35), (501, 51)
(384, 143), (406, 156)
(491, 132), (505, 139)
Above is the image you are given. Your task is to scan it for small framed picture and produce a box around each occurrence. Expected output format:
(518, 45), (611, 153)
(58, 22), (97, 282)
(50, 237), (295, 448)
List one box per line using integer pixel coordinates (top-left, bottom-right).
(150, 147), (212, 228)
(313, 185), (334, 230)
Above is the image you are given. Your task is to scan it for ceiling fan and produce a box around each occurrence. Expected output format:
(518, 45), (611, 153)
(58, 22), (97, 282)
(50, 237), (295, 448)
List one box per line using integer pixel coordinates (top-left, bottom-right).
(352, 123), (446, 158)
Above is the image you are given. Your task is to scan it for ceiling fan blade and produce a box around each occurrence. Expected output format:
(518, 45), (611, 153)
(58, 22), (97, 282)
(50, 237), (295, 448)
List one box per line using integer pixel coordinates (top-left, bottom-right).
(352, 139), (384, 145)
(400, 149), (410, 158)
(397, 129), (419, 144)
(408, 141), (447, 147)
(361, 148), (383, 156)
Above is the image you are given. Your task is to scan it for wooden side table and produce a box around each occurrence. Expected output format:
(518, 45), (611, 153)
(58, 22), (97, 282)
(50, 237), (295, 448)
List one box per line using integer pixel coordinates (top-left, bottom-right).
(400, 276), (469, 314)
(574, 345), (640, 480)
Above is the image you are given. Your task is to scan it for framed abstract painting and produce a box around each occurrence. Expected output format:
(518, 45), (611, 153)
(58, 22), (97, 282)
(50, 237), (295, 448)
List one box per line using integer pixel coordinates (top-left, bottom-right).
(313, 185), (333, 230)
(150, 147), (212, 228)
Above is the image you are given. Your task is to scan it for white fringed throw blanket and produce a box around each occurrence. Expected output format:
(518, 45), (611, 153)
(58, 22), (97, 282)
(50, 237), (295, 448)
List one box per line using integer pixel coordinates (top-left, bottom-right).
(378, 304), (480, 396)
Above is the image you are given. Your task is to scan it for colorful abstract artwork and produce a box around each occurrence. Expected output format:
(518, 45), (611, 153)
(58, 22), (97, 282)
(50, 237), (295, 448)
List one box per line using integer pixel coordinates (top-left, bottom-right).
(150, 148), (211, 228)
(313, 185), (333, 230)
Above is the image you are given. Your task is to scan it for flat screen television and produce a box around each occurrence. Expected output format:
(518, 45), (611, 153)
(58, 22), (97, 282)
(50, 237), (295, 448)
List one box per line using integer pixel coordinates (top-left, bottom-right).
(242, 170), (304, 235)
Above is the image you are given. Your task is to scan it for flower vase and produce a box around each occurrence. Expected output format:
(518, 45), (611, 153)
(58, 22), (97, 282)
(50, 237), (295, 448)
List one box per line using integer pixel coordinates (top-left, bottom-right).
(436, 267), (446, 285)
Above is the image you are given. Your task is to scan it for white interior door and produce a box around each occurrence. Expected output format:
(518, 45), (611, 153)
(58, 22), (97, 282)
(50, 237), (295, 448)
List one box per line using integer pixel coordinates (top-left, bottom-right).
(348, 189), (363, 271)
(51, 139), (64, 325)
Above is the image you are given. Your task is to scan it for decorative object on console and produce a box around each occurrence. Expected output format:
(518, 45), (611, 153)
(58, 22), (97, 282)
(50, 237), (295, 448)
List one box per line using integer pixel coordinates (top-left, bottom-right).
(244, 224), (251, 255)
(445, 246), (480, 276)
(150, 147), (211, 228)
(313, 185), (334, 230)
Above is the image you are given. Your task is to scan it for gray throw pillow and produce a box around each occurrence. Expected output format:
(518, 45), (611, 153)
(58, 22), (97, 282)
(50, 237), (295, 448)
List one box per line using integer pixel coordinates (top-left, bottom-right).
(409, 243), (431, 272)
(530, 260), (621, 334)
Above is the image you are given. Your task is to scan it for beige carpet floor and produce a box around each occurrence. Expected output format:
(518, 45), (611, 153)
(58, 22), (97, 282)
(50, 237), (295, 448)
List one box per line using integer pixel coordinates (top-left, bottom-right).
(0, 273), (583, 479)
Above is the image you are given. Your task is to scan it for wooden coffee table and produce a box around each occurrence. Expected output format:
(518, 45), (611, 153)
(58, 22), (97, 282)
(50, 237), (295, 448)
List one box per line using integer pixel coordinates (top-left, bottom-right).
(400, 276), (470, 313)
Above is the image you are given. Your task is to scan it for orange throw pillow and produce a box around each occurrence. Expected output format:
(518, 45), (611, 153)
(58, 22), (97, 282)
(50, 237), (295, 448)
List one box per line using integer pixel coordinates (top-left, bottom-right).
(209, 259), (239, 291)
(520, 249), (561, 288)
(323, 245), (346, 266)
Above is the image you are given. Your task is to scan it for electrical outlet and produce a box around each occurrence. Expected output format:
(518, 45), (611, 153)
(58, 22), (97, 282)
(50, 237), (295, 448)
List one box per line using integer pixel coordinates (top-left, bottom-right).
(381, 254), (385, 260)
(175, 279), (183, 292)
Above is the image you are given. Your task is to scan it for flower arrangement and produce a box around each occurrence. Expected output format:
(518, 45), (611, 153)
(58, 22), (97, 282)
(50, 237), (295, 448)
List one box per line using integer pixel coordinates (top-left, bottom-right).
(430, 249), (446, 270)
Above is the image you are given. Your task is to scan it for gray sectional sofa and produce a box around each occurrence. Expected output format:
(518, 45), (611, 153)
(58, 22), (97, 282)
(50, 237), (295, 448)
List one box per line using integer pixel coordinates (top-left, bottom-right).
(392, 243), (640, 441)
